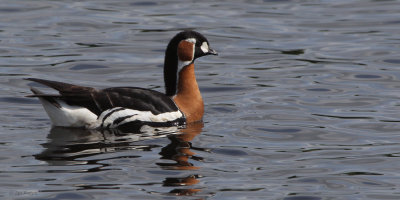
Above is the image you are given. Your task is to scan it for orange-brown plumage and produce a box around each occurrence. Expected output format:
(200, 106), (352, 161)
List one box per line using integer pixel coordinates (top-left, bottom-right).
(173, 63), (204, 123)
(177, 40), (194, 62)
(26, 31), (216, 130)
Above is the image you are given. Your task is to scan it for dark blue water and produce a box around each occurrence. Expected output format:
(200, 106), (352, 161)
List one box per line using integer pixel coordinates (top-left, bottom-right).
(1, 0), (400, 199)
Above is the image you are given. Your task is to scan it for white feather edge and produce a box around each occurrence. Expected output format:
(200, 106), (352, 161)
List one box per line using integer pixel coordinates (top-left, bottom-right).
(38, 97), (97, 128)
(95, 107), (183, 129)
(37, 98), (183, 129)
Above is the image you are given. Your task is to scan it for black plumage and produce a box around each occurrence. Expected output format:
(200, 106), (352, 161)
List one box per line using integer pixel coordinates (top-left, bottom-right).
(164, 31), (212, 96)
(26, 30), (217, 129)
(26, 78), (180, 116)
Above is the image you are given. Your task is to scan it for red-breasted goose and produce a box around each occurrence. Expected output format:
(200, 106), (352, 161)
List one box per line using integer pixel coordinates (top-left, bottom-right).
(26, 31), (217, 130)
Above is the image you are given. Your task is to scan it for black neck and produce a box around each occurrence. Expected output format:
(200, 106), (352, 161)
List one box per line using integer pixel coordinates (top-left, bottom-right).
(164, 34), (183, 96)
(164, 48), (178, 96)
(164, 31), (205, 96)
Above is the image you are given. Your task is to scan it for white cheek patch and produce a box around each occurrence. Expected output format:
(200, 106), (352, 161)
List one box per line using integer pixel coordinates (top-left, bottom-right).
(201, 42), (209, 53)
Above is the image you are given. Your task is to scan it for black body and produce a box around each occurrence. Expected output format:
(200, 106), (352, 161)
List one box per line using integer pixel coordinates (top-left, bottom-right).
(26, 78), (180, 116)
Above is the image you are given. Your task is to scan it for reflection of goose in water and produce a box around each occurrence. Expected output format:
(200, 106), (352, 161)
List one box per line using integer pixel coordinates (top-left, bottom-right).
(158, 122), (206, 170)
(35, 126), (180, 165)
(158, 122), (208, 195)
(34, 123), (206, 196)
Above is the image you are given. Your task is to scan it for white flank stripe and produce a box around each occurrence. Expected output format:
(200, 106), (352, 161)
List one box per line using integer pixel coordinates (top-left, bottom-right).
(38, 98), (182, 129)
(94, 107), (183, 129)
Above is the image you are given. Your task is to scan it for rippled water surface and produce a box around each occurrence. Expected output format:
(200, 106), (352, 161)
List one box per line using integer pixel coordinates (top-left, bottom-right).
(1, 0), (400, 199)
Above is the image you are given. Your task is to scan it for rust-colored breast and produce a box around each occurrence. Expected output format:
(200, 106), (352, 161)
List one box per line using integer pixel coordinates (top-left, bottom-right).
(173, 63), (204, 123)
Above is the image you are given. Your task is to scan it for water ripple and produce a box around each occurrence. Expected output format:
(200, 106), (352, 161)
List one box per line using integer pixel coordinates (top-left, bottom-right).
(1, 0), (400, 199)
